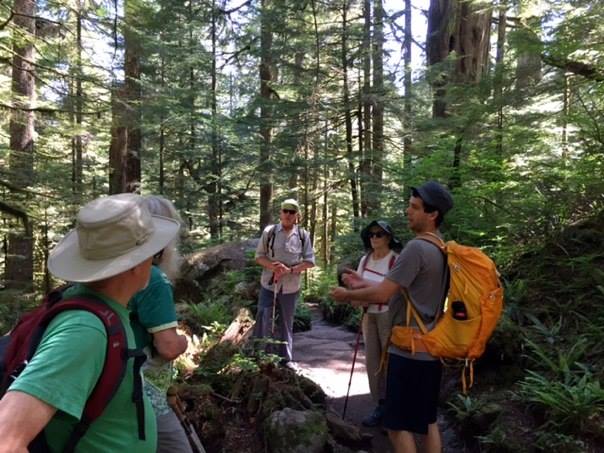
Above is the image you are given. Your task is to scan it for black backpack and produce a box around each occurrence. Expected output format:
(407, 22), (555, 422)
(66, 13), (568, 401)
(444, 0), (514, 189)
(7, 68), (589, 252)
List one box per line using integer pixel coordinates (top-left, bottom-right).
(265, 224), (308, 258)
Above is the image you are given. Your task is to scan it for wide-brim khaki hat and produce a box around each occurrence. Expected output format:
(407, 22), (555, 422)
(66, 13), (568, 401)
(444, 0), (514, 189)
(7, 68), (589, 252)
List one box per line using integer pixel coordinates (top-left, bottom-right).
(48, 193), (180, 283)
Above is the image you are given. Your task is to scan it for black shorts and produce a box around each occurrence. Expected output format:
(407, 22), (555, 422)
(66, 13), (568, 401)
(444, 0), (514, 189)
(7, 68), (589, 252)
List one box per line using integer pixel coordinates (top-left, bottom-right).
(382, 353), (442, 435)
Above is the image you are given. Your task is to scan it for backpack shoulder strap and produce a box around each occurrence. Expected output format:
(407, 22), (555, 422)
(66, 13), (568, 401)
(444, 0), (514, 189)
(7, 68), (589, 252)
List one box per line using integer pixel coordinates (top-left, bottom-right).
(38, 297), (137, 451)
(415, 232), (446, 253)
(298, 226), (307, 250)
(388, 253), (396, 270)
(266, 224), (277, 258)
(359, 252), (372, 274)
(401, 234), (450, 330)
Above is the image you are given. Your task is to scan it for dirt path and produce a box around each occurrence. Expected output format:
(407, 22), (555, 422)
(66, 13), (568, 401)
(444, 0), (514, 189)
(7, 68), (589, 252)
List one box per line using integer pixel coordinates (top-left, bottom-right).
(292, 305), (463, 453)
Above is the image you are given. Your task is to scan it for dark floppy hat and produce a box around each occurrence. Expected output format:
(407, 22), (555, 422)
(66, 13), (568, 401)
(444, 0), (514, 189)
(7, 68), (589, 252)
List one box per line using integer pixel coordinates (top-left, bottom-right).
(360, 220), (402, 251)
(411, 181), (454, 215)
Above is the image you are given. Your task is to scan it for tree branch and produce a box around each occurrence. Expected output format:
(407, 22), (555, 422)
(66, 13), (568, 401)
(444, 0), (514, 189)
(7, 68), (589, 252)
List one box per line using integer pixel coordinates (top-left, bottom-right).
(0, 200), (30, 232)
(0, 10), (14, 30)
(0, 178), (59, 199)
(541, 54), (604, 82)
(0, 102), (109, 116)
(218, 0), (254, 16)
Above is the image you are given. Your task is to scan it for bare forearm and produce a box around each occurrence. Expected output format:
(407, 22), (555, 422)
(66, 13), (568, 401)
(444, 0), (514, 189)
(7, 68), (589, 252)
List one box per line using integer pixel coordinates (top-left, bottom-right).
(154, 328), (189, 361)
(256, 256), (275, 271)
(333, 279), (399, 305)
(0, 391), (56, 452)
(292, 261), (314, 273)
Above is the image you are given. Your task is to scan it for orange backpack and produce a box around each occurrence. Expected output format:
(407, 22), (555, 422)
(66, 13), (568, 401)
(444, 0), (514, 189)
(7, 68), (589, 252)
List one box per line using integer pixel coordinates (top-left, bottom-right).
(390, 233), (503, 391)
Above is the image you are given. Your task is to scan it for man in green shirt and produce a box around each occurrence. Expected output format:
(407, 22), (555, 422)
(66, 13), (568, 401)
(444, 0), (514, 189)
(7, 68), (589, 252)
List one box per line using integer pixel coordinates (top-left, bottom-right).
(0, 193), (180, 453)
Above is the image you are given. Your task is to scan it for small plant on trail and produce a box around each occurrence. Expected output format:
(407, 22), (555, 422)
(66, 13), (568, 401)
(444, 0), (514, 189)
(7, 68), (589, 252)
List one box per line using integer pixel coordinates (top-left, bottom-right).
(476, 424), (523, 453)
(533, 431), (587, 453)
(447, 394), (501, 438)
(186, 300), (231, 336)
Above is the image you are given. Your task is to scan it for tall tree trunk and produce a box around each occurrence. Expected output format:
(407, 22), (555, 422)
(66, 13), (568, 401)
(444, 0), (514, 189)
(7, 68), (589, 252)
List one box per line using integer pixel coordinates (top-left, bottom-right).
(427, 0), (491, 116)
(369, 0), (384, 216)
(321, 121), (329, 264)
(123, 0), (142, 193)
(6, 0), (36, 289)
(341, 0), (360, 223)
(494, 2), (507, 157)
(208, 0), (220, 239)
(259, 0), (274, 231)
(73, 1), (83, 199)
(515, 1), (542, 93)
(427, 0), (492, 188)
(360, 0), (372, 218)
(188, 0), (197, 202)
(159, 52), (165, 194)
(289, 51), (305, 192)
(403, 0), (412, 168)
(109, 84), (128, 194)
(561, 74), (571, 163)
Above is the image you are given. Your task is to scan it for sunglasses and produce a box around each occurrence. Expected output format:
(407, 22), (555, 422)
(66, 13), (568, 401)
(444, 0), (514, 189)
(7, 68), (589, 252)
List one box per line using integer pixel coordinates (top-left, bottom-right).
(282, 209), (297, 215)
(153, 249), (164, 261)
(368, 231), (387, 238)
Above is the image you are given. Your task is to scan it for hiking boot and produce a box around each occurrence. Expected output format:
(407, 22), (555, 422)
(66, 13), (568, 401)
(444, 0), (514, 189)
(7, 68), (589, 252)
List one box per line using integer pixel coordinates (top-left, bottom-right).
(361, 405), (384, 427)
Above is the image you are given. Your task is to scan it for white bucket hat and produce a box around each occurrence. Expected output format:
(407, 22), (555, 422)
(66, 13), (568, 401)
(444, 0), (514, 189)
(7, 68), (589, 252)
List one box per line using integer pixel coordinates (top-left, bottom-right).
(48, 193), (180, 283)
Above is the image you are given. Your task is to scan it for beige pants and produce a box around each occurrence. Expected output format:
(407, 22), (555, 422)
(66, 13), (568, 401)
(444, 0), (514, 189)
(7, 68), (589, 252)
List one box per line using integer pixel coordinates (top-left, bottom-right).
(362, 310), (391, 404)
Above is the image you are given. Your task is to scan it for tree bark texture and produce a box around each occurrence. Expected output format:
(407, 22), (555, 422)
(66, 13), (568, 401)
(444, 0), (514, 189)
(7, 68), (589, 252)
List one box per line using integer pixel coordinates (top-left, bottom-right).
(259, 0), (274, 231)
(208, 0), (221, 239)
(403, 0), (413, 167)
(515, 1), (542, 92)
(369, 0), (384, 216)
(360, 0), (372, 217)
(494, 3), (507, 157)
(427, 0), (492, 117)
(73, 3), (83, 199)
(123, 0), (142, 193)
(109, 85), (128, 194)
(341, 0), (360, 222)
(6, 0), (36, 288)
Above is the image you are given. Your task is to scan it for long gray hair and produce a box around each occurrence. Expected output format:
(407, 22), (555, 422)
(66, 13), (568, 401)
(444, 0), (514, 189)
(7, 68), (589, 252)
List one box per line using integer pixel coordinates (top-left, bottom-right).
(143, 195), (183, 282)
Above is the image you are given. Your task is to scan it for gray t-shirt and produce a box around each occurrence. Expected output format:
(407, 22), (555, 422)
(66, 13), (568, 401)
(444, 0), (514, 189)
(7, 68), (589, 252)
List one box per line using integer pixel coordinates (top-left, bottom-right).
(256, 223), (315, 294)
(386, 236), (448, 361)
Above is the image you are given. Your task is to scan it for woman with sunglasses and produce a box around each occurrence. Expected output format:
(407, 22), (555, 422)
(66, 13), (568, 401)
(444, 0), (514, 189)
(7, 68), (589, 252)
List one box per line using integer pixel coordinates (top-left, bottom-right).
(355, 220), (401, 427)
(128, 196), (193, 453)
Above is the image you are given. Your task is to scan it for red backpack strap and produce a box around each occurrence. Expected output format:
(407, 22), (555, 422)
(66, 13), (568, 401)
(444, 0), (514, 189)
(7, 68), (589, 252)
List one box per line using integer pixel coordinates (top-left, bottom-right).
(44, 297), (147, 450)
(388, 253), (396, 269)
(34, 296), (132, 451)
(0, 291), (145, 451)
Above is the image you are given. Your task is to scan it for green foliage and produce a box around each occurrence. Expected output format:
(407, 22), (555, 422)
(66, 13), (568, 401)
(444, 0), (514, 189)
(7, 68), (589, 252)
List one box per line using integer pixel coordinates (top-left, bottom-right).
(475, 425), (522, 453)
(447, 394), (502, 439)
(185, 301), (231, 335)
(533, 432), (587, 453)
(0, 290), (39, 334)
(515, 369), (604, 434)
(293, 300), (311, 332)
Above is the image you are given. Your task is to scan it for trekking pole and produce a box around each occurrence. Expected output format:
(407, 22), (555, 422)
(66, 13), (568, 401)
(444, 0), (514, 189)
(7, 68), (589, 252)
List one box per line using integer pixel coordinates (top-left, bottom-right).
(167, 387), (206, 453)
(342, 306), (367, 420)
(271, 278), (280, 337)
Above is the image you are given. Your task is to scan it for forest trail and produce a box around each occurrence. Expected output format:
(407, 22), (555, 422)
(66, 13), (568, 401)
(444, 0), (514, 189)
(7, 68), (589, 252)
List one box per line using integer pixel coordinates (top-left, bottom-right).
(292, 305), (462, 453)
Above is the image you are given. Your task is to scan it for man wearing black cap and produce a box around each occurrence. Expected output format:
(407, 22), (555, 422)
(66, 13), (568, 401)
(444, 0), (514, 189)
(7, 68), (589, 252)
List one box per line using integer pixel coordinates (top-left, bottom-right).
(331, 181), (453, 453)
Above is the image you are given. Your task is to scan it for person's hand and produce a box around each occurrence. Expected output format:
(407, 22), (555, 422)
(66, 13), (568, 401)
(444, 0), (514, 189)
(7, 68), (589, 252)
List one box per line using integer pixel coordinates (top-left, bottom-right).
(341, 268), (368, 289)
(272, 261), (291, 281)
(330, 286), (349, 303)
